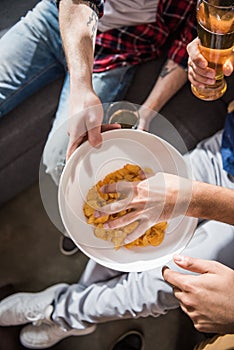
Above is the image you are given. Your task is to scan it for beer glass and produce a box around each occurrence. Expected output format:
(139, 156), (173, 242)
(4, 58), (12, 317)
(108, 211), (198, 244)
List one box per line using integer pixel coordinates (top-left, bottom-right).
(191, 0), (234, 101)
(106, 101), (140, 129)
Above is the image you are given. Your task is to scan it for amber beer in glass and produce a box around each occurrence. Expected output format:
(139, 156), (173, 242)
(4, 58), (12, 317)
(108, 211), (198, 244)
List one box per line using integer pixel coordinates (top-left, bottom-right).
(192, 0), (234, 101)
(107, 101), (139, 129)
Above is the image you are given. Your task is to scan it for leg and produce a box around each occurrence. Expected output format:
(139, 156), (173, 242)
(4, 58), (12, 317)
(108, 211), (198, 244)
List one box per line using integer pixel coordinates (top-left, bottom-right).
(1, 134), (234, 347)
(0, 0), (65, 117)
(41, 74), (79, 249)
(187, 130), (230, 187)
(0, 220), (233, 327)
(50, 130), (234, 328)
(42, 73), (70, 186)
(50, 220), (234, 330)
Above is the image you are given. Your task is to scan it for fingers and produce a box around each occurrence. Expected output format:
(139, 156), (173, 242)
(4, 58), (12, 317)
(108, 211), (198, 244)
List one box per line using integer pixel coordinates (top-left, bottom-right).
(187, 37), (233, 88)
(86, 122), (121, 147)
(172, 286), (183, 301)
(85, 105), (103, 147)
(187, 37), (216, 87)
(67, 103), (106, 159)
(137, 107), (157, 131)
(223, 58), (234, 76)
(95, 197), (133, 217)
(95, 181), (137, 217)
(98, 182), (136, 214)
(188, 58), (208, 76)
(187, 37), (207, 69)
(103, 210), (144, 230)
(162, 267), (198, 320)
(101, 180), (135, 195)
(101, 123), (121, 132)
(66, 124), (121, 160)
(188, 58), (215, 87)
(173, 254), (220, 274)
(137, 119), (150, 131)
(179, 302), (196, 316)
(88, 126), (102, 147)
(162, 266), (189, 291)
(124, 220), (150, 244)
(86, 121), (102, 148)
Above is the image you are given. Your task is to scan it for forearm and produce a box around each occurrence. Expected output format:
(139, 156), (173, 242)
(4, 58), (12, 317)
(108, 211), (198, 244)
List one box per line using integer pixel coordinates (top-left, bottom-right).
(142, 59), (187, 113)
(187, 181), (234, 225)
(59, 0), (98, 91)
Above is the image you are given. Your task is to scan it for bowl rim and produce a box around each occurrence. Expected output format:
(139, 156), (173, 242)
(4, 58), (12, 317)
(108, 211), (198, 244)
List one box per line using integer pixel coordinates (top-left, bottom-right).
(58, 129), (197, 272)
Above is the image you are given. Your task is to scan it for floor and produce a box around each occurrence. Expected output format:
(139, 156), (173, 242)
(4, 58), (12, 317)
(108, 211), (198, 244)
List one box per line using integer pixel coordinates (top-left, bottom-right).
(0, 180), (205, 350)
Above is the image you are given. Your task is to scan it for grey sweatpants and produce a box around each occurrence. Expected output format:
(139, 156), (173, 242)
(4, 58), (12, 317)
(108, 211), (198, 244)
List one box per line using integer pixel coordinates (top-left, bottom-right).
(52, 130), (234, 330)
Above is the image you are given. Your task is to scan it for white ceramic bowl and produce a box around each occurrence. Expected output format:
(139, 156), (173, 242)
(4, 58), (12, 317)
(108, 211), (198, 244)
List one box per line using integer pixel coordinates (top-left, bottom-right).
(58, 129), (197, 272)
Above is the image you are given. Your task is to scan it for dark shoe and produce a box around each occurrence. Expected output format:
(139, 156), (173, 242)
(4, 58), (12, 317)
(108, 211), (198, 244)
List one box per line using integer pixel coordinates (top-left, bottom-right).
(59, 236), (79, 256)
(111, 330), (144, 350)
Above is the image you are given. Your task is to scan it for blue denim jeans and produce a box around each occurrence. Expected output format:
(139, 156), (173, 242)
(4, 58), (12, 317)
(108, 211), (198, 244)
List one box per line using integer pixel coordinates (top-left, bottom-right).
(0, 0), (137, 184)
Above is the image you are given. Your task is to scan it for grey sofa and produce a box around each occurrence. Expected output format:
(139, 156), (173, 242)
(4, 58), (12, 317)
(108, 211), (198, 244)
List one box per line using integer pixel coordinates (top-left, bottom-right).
(0, 0), (63, 206)
(0, 0), (233, 206)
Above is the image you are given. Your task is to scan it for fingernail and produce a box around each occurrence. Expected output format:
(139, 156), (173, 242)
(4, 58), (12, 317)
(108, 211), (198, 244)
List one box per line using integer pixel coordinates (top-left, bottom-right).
(94, 210), (101, 218)
(173, 254), (185, 262)
(103, 223), (109, 229)
(225, 66), (232, 75)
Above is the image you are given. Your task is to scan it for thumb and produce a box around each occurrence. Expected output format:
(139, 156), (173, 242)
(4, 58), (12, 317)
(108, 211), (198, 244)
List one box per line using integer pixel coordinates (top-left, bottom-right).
(137, 119), (148, 131)
(223, 58), (233, 76)
(173, 254), (219, 274)
(66, 137), (80, 161)
(88, 125), (102, 147)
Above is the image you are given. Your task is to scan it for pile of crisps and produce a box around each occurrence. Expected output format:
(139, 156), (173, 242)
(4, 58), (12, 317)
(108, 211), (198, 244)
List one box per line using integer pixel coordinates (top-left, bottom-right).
(83, 163), (167, 249)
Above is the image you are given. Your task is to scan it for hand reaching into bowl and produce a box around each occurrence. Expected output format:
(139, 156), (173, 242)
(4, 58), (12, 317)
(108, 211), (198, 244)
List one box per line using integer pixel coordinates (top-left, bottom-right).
(96, 171), (234, 244)
(96, 172), (193, 244)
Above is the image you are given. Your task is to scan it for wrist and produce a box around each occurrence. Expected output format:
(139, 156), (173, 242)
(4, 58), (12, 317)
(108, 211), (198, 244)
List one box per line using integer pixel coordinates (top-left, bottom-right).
(139, 104), (158, 123)
(159, 173), (193, 220)
(141, 101), (160, 114)
(69, 75), (94, 99)
(70, 67), (93, 85)
(186, 180), (202, 218)
(186, 181), (219, 220)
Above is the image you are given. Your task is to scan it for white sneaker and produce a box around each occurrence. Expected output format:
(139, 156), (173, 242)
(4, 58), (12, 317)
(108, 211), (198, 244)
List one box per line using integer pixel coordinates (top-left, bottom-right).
(0, 283), (67, 326)
(20, 321), (96, 349)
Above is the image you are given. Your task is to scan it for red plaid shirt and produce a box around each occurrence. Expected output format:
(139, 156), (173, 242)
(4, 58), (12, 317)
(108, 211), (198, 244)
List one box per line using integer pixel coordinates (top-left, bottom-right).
(92, 0), (197, 72)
